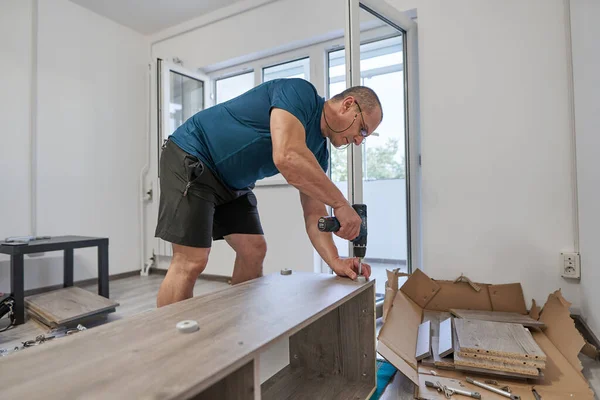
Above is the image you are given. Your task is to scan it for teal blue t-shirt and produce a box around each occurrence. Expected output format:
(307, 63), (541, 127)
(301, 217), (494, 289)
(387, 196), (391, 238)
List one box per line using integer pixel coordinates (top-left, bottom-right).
(169, 78), (329, 190)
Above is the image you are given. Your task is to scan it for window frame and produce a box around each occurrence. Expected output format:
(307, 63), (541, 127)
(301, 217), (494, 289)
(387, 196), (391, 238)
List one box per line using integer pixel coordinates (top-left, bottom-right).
(214, 69), (255, 105)
(261, 56), (311, 83)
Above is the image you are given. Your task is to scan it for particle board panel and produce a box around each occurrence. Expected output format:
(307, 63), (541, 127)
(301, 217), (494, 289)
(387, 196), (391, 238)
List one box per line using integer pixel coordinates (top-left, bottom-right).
(438, 317), (454, 357)
(450, 309), (545, 329)
(454, 319), (547, 361)
(24, 287), (118, 326)
(261, 365), (375, 400)
(456, 350), (545, 369)
(194, 359), (256, 400)
(453, 350), (540, 376)
(416, 320), (432, 361)
(431, 337), (455, 370)
(289, 285), (376, 385)
(0, 272), (375, 400)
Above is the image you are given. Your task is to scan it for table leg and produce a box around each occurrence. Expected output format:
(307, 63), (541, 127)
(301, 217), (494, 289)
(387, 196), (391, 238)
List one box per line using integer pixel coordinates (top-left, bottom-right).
(98, 243), (109, 298)
(64, 248), (74, 288)
(10, 254), (25, 325)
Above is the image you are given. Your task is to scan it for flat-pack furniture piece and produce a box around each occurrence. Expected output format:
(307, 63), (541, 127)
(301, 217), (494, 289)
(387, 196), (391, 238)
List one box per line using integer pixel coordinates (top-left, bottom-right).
(0, 271), (376, 400)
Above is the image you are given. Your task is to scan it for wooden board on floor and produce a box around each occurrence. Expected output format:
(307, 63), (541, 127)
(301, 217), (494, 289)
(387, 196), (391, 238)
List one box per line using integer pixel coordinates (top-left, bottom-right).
(450, 309), (546, 329)
(431, 337), (455, 370)
(438, 317), (454, 357)
(416, 320), (432, 361)
(0, 272), (376, 400)
(24, 287), (118, 326)
(456, 350), (545, 369)
(454, 319), (547, 361)
(453, 349), (540, 376)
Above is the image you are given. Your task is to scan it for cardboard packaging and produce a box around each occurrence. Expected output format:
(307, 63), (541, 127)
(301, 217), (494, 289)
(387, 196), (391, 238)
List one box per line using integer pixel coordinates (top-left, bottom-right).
(378, 269), (595, 400)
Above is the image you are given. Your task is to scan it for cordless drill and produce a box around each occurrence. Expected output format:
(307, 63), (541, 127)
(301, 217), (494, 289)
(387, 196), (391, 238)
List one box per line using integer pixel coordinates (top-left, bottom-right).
(317, 204), (367, 279)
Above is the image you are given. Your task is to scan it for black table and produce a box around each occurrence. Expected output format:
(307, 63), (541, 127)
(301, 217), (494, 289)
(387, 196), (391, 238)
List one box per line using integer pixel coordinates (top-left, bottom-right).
(0, 236), (109, 325)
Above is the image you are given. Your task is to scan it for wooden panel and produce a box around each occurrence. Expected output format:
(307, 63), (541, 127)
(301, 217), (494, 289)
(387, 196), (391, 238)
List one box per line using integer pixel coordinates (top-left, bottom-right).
(416, 320), (432, 360)
(25, 287), (118, 325)
(289, 285), (375, 386)
(431, 337), (455, 370)
(261, 365), (374, 400)
(450, 309), (545, 329)
(194, 359), (255, 400)
(453, 350), (540, 376)
(0, 272), (374, 400)
(456, 350), (545, 368)
(454, 319), (546, 361)
(438, 317), (454, 357)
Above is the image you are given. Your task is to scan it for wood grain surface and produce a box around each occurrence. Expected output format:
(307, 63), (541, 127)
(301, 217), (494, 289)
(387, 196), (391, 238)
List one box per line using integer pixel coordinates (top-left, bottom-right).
(431, 337), (455, 370)
(454, 319), (547, 361)
(194, 360), (255, 400)
(450, 309), (545, 329)
(25, 287), (118, 325)
(0, 272), (375, 400)
(261, 364), (375, 400)
(289, 285), (375, 386)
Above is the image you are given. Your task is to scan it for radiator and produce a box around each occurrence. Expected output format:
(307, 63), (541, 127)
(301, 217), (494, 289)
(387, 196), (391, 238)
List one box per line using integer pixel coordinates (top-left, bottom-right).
(156, 238), (173, 257)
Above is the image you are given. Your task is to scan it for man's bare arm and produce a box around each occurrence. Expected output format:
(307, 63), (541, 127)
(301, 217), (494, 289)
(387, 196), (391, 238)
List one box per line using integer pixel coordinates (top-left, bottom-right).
(299, 191), (339, 266)
(270, 108), (347, 209)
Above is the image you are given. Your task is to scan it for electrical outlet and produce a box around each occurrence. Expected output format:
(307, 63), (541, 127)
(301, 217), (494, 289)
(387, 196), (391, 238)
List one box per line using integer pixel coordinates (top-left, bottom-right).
(561, 252), (581, 279)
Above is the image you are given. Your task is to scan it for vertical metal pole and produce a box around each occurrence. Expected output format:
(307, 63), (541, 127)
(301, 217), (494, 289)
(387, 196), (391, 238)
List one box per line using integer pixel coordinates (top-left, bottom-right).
(345, 0), (362, 257)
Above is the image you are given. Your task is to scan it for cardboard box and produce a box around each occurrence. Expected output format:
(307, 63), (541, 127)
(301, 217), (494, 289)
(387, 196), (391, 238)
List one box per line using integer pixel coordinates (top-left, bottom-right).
(378, 269), (595, 399)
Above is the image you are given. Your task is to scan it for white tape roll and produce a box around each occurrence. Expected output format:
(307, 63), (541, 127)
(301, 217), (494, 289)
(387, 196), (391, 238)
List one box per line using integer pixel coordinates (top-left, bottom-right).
(176, 320), (199, 333)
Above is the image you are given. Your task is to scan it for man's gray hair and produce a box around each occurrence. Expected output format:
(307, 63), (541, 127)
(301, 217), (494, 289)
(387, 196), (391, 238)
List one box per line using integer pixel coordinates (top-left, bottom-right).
(330, 86), (383, 121)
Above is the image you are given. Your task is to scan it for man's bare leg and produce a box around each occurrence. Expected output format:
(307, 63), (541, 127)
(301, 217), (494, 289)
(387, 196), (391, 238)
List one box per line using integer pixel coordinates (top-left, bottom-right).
(156, 243), (210, 307)
(224, 234), (267, 285)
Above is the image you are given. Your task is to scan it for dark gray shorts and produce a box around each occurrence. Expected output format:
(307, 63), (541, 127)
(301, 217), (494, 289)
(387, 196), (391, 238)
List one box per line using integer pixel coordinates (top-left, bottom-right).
(154, 139), (263, 248)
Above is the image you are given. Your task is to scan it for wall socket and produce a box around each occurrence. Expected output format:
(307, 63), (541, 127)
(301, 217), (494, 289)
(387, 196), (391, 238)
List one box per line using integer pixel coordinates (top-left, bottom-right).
(560, 252), (581, 279)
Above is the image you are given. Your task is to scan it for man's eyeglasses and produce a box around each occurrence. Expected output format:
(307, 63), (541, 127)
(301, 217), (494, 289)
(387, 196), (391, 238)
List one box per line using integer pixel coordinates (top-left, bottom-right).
(355, 101), (378, 142)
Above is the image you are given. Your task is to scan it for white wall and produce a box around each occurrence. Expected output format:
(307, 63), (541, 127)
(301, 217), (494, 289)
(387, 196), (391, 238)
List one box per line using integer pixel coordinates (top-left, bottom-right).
(150, 0), (585, 314)
(0, 0), (149, 292)
(0, 1), (33, 251)
(386, 0), (582, 310)
(571, 0), (600, 336)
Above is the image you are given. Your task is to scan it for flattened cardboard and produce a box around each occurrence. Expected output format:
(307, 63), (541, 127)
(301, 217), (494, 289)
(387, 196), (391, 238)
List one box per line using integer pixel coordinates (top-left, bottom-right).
(377, 340), (419, 385)
(400, 269), (440, 309)
(379, 269), (594, 399)
(529, 299), (541, 320)
(538, 290), (586, 374)
(425, 281), (493, 312)
(377, 290), (421, 375)
(382, 270), (409, 323)
(532, 331), (593, 398)
(489, 283), (528, 314)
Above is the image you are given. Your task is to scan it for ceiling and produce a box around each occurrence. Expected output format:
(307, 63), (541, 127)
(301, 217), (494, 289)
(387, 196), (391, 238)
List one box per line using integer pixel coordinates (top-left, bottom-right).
(70, 0), (245, 35)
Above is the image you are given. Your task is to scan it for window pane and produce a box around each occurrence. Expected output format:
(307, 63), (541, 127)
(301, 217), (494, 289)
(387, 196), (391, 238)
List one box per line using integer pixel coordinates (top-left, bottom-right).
(263, 58), (310, 82)
(216, 72), (254, 104)
(169, 71), (203, 133)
